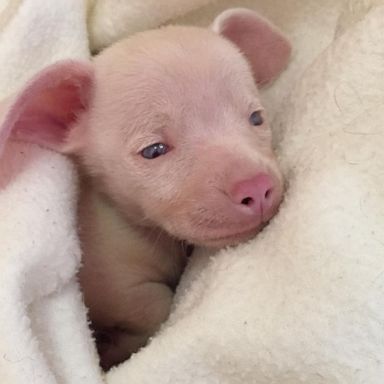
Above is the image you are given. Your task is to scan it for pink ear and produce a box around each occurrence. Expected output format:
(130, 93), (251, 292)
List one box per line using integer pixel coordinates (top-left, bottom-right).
(212, 8), (291, 86)
(0, 60), (94, 153)
(0, 98), (14, 156)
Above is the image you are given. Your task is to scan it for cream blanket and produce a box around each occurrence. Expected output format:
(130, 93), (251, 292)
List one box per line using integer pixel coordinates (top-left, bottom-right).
(1, 1), (384, 383)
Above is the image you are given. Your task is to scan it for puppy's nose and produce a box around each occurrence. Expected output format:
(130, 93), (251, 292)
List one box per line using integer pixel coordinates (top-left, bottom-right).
(229, 173), (276, 217)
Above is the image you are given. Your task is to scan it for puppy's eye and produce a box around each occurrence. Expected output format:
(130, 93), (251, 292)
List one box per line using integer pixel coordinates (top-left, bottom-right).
(249, 111), (263, 126)
(141, 143), (169, 159)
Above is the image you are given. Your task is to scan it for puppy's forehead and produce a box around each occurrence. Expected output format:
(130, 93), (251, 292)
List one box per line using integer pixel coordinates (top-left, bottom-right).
(94, 26), (255, 104)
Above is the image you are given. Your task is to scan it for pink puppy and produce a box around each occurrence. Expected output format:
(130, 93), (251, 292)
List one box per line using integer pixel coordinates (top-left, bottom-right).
(0, 9), (291, 369)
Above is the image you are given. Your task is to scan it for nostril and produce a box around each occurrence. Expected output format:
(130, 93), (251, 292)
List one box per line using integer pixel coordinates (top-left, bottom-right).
(264, 188), (273, 200)
(241, 197), (254, 206)
(230, 173), (276, 212)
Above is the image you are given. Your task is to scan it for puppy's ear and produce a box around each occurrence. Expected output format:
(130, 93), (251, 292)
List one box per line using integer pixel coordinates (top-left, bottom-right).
(212, 8), (291, 86)
(0, 60), (94, 155)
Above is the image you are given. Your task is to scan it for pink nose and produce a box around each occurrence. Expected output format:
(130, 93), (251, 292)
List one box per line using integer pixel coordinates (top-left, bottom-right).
(229, 173), (276, 217)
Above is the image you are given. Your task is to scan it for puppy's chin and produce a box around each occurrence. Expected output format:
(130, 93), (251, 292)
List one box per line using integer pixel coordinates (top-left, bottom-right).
(191, 226), (263, 249)
(161, 221), (264, 249)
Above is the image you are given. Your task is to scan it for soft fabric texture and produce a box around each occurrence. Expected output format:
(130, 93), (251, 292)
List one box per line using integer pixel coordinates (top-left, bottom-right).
(1, 1), (384, 383)
(86, 0), (218, 51)
(0, 1), (100, 383)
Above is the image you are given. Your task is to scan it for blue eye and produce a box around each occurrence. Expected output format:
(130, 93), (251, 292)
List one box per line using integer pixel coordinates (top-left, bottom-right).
(141, 143), (169, 159)
(249, 111), (263, 126)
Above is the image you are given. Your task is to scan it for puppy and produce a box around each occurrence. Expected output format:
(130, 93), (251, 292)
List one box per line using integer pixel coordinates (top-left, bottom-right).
(0, 9), (291, 369)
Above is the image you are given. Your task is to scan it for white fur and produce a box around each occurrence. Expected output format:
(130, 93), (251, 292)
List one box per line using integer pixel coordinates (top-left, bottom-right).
(1, 1), (384, 383)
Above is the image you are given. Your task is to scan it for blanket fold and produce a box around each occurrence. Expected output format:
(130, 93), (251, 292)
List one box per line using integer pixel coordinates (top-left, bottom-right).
(0, 1), (102, 383)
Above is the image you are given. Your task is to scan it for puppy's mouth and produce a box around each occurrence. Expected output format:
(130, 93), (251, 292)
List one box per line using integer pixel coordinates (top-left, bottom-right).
(187, 223), (264, 248)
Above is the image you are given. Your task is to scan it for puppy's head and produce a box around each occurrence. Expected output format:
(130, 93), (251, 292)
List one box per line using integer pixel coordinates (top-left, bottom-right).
(0, 9), (291, 247)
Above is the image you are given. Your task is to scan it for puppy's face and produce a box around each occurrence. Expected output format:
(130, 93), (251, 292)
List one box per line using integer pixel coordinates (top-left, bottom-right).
(1, 9), (290, 247)
(76, 27), (283, 247)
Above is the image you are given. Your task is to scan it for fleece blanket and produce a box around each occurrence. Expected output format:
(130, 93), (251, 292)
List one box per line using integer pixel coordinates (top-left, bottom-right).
(1, 0), (384, 383)
(0, 2), (101, 384)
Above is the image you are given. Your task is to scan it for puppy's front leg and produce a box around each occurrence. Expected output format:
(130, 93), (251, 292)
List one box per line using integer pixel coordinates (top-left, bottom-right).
(94, 282), (174, 370)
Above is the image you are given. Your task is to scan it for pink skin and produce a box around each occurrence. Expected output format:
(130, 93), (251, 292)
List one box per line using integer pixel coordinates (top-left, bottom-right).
(0, 9), (291, 369)
(230, 173), (277, 217)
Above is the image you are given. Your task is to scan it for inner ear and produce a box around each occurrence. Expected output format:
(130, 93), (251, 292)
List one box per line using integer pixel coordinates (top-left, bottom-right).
(14, 81), (88, 148)
(213, 8), (291, 86)
(2, 60), (94, 152)
(0, 98), (13, 156)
